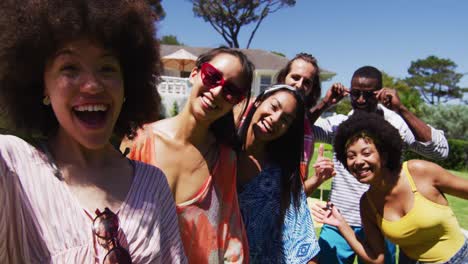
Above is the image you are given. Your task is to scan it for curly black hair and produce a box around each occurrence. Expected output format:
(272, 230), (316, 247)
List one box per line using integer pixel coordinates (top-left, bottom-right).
(195, 46), (255, 148)
(0, 0), (160, 140)
(238, 85), (305, 226)
(276, 53), (321, 109)
(334, 111), (403, 174)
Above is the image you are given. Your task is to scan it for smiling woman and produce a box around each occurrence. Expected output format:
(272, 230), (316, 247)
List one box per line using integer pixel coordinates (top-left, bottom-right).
(0, 0), (186, 263)
(236, 84), (333, 263)
(311, 111), (468, 264)
(122, 47), (255, 263)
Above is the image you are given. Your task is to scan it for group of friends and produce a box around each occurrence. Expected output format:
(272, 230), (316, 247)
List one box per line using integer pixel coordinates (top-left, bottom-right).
(0, 0), (467, 263)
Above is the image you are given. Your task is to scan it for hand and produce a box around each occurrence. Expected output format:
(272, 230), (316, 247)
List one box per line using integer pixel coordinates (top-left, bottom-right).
(312, 144), (336, 184)
(322, 83), (349, 107)
(375, 88), (402, 111)
(311, 201), (344, 227)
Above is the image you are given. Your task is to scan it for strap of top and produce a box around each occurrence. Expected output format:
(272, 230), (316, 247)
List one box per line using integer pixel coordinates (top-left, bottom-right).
(402, 161), (418, 193)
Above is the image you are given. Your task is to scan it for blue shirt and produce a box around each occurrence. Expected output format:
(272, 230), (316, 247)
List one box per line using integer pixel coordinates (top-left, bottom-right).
(238, 165), (320, 263)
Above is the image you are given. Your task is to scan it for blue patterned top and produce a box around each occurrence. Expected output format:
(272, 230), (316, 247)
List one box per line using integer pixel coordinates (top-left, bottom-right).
(238, 165), (320, 263)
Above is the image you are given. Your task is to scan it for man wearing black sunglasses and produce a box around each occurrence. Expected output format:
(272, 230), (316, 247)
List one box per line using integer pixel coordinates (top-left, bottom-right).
(309, 66), (449, 264)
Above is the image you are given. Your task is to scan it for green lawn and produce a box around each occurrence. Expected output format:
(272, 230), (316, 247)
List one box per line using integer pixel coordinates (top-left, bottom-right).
(307, 143), (468, 230)
(447, 170), (468, 229)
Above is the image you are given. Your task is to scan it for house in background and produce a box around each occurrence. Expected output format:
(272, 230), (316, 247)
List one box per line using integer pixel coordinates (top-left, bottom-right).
(158, 44), (335, 117)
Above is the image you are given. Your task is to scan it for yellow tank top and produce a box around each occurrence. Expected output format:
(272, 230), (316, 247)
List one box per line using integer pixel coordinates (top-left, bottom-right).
(366, 162), (465, 263)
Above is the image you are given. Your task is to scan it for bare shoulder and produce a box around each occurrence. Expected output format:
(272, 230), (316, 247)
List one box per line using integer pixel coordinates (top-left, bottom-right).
(407, 159), (442, 176)
(149, 117), (180, 140)
(406, 159), (444, 184)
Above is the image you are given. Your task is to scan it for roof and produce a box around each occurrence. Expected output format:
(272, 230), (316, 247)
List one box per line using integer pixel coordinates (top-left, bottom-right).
(159, 44), (335, 78)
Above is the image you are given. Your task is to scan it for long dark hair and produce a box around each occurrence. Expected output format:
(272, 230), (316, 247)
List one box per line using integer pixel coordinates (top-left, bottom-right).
(238, 85), (305, 224)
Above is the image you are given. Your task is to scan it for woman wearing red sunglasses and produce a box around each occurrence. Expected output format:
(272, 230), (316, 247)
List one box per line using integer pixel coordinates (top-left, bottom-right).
(123, 47), (255, 263)
(0, 0), (186, 263)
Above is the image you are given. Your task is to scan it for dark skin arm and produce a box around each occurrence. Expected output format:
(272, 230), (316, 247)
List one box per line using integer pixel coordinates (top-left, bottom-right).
(409, 159), (468, 200)
(307, 83), (349, 123)
(375, 88), (431, 142)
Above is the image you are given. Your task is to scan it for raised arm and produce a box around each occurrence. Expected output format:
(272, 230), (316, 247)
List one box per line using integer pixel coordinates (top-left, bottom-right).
(303, 144), (335, 195)
(308, 83), (349, 123)
(376, 88), (448, 159)
(376, 88), (431, 141)
(409, 159), (468, 200)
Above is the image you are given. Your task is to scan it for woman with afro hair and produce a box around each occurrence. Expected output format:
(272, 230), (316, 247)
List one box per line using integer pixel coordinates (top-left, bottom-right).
(0, 0), (186, 263)
(312, 111), (467, 264)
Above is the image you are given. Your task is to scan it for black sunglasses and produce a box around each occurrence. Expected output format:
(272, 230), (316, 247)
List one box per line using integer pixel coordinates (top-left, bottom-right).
(350, 89), (375, 100)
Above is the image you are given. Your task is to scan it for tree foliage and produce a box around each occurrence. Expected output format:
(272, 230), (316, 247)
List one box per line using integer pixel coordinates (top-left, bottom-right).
(334, 98), (352, 115)
(405, 56), (464, 105)
(146, 0), (166, 21)
(188, 0), (295, 48)
(170, 101), (180, 117)
(382, 72), (424, 116)
(160, 35), (184, 45)
(419, 104), (468, 140)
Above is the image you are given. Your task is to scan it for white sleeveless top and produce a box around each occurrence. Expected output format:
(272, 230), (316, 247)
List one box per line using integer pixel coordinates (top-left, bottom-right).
(0, 135), (186, 263)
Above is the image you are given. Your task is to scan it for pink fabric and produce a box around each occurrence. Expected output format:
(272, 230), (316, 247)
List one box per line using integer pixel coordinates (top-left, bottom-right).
(127, 131), (249, 263)
(301, 116), (315, 181)
(0, 135), (186, 263)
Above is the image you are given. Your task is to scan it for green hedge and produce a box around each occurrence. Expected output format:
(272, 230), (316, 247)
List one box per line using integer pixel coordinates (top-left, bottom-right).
(404, 139), (468, 171)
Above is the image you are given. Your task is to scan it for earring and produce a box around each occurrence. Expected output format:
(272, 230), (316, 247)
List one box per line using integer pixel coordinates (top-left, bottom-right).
(123, 97), (126, 103)
(42, 96), (50, 106)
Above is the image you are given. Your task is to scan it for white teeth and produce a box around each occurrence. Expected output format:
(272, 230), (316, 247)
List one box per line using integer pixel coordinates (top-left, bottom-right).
(74, 104), (108, 112)
(261, 120), (272, 132)
(202, 96), (218, 109)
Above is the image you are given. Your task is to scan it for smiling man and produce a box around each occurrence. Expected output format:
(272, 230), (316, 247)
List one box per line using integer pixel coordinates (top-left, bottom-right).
(310, 66), (450, 264)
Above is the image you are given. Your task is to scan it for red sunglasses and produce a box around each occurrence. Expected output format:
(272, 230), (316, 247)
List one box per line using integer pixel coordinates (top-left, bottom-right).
(92, 208), (132, 264)
(200, 62), (247, 104)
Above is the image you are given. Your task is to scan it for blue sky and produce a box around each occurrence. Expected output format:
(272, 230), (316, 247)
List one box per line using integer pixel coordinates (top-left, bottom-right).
(158, 0), (468, 95)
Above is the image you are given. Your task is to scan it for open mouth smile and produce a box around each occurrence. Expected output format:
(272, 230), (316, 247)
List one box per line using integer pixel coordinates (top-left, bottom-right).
(72, 104), (109, 129)
(200, 94), (219, 110)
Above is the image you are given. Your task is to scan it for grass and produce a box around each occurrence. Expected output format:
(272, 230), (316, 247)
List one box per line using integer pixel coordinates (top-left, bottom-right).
(307, 143), (468, 230)
(446, 170), (468, 229)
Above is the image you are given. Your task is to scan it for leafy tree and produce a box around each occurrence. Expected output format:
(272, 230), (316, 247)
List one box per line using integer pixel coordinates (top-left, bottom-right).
(146, 0), (166, 21)
(382, 72), (424, 116)
(188, 0), (295, 48)
(406, 56), (464, 105)
(419, 104), (468, 140)
(170, 101), (180, 116)
(160, 35), (184, 45)
(271, 51), (286, 57)
(334, 98), (352, 115)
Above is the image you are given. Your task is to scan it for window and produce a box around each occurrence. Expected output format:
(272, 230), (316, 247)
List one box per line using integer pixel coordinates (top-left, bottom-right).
(260, 75), (272, 93)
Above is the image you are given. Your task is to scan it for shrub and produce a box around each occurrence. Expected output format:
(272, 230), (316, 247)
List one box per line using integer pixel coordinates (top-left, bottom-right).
(420, 104), (468, 140)
(404, 138), (468, 171)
